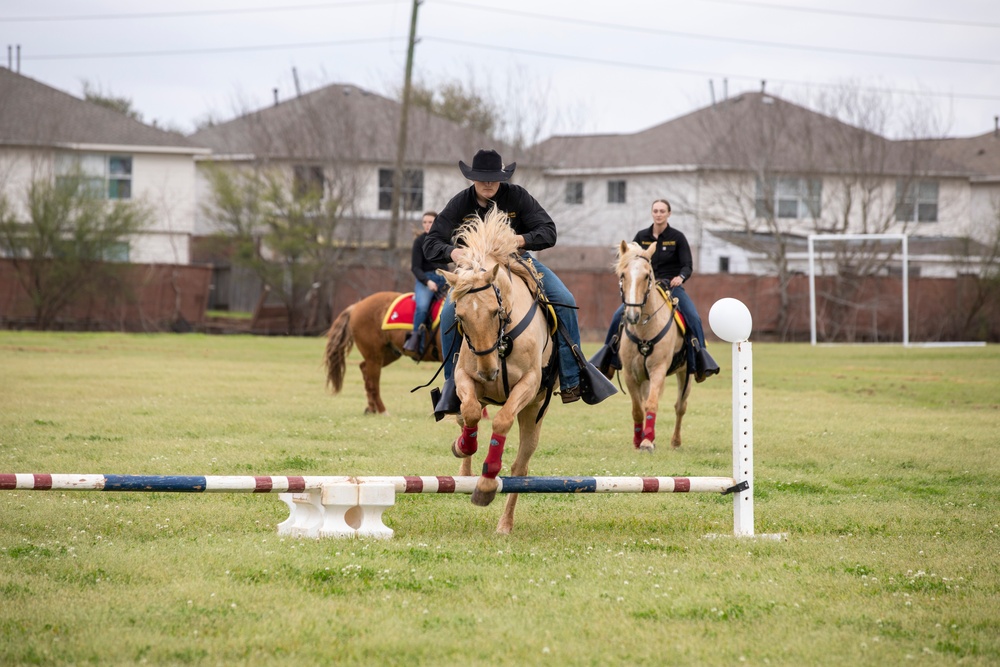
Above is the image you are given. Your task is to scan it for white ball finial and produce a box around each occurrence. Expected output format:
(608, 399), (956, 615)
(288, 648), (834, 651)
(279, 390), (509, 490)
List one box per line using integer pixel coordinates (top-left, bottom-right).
(709, 298), (753, 343)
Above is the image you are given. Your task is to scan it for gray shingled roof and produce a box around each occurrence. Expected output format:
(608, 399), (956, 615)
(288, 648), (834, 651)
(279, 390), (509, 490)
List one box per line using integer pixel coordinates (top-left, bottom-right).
(0, 68), (202, 150)
(189, 83), (508, 165)
(903, 131), (1000, 181)
(535, 92), (967, 177)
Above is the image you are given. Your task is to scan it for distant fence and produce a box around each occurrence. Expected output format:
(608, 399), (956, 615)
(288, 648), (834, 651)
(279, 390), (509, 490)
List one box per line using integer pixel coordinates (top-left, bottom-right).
(0, 259), (211, 332)
(328, 262), (999, 343)
(3, 255), (996, 342)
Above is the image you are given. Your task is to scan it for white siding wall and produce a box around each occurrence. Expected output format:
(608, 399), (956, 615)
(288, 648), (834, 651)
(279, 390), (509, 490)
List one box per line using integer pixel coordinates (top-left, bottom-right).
(131, 152), (198, 264)
(0, 147), (198, 264)
(0, 148), (56, 220)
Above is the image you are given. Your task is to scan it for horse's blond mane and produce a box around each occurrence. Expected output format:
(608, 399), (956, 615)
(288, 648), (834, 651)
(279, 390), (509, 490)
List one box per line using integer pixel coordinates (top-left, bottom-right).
(614, 241), (646, 275)
(450, 205), (541, 300)
(456, 205), (519, 269)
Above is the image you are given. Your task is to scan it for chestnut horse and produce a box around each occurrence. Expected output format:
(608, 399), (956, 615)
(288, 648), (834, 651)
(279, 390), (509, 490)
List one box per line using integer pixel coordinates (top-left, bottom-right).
(616, 240), (691, 451)
(440, 206), (556, 533)
(324, 292), (441, 414)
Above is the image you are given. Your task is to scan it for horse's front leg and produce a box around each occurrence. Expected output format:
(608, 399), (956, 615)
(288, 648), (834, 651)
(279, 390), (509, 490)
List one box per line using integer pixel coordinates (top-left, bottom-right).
(495, 398), (545, 534)
(638, 363), (669, 453)
(451, 370), (482, 470)
(471, 374), (540, 508)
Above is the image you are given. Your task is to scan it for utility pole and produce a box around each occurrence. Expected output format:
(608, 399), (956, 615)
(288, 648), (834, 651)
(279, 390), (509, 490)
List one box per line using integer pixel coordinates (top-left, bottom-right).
(388, 0), (421, 250)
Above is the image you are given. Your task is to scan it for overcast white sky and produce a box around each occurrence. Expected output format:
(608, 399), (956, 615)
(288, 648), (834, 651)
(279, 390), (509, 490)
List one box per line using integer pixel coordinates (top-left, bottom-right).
(3, 0), (998, 140)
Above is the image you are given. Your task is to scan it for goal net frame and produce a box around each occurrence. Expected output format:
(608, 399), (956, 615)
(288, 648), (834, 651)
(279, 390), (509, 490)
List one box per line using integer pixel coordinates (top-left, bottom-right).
(807, 233), (909, 346)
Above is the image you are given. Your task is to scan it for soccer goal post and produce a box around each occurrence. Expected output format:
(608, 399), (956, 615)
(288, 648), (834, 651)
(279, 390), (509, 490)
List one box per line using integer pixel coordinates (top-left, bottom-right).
(807, 233), (909, 346)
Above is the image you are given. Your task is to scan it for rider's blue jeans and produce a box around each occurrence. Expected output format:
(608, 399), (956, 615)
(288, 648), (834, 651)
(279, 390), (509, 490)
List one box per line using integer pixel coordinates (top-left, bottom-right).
(440, 255), (581, 390)
(412, 273), (446, 329)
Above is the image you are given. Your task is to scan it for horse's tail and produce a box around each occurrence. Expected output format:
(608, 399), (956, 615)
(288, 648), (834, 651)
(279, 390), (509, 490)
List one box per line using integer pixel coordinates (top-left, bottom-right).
(324, 304), (355, 394)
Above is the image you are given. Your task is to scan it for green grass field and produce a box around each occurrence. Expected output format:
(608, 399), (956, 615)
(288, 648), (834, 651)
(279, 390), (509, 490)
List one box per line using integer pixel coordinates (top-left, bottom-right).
(1, 332), (998, 666)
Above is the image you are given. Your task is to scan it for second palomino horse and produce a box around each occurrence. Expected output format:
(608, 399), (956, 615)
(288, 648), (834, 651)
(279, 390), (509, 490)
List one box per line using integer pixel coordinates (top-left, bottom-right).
(616, 240), (691, 451)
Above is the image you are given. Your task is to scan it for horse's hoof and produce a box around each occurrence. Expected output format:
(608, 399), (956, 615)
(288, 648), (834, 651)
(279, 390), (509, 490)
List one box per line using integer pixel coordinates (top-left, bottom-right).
(471, 489), (496, 506)
(471, 487), (497, 507)
(451, 438), (470, 459)
(638, 440), (655, 453)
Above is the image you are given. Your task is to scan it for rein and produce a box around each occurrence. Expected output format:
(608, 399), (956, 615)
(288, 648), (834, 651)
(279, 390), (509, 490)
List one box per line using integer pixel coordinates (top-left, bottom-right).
(461, 282), (511, 358)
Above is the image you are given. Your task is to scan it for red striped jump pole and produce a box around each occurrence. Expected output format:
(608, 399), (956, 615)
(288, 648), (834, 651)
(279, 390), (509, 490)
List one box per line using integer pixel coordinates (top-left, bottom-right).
(0, 474), (737, 495)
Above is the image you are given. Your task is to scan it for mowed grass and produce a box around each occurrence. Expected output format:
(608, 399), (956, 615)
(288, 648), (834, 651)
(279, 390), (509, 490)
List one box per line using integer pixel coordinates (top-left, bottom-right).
(1, 331), (998, 666)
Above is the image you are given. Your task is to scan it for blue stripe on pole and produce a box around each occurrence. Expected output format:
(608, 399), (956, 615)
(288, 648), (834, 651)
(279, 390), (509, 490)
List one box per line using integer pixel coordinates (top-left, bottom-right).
(500, 476), (598, 493)
(104, 475), (208, 492)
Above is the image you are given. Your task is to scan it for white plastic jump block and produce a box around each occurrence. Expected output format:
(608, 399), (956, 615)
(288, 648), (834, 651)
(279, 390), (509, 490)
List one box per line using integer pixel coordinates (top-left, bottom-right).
(355, 482), (395, 539)
(276, 491), (325, 538)
(319, 482), (360, 538)
(277, 481), (396, 540)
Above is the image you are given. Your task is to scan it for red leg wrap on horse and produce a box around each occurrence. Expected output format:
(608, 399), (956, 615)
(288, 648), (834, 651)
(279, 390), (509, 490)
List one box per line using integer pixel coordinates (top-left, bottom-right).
(482, 434), (506, 478)
(457, 425), (479, 456)
(633, 422), (643, 448)
(643, 411), (656, 444)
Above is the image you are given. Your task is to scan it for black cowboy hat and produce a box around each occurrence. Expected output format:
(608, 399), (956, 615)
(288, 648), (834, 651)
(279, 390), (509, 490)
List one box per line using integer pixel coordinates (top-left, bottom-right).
(459, 149), (516, 182)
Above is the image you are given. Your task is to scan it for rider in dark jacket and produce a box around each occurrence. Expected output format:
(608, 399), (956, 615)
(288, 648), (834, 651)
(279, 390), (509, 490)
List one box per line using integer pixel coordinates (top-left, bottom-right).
(424, 149), (589, 409)
(404, 211), (449, 356)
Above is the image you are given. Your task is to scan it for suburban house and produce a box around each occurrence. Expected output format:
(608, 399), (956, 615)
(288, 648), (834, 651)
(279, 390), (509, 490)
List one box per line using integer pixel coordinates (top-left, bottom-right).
(0, 68), (210, 265)
(532, 92), (999, 280)
(189, 83), (514, 245)
(187, 82), (513, 316)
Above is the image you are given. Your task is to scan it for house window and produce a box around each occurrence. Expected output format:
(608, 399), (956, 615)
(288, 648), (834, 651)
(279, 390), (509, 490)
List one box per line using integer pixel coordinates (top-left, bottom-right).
(56, 153), (132, 200)
(102, 241), (130, 263)
(719, 256), (730, 273)
(607, 180), (626, 204)
(293, 165), (325, 201)
(895, 180), (938, 222)
(565, 181), (584, 205)
(378, 168), (424, 211)
(755, 176), (821, 219)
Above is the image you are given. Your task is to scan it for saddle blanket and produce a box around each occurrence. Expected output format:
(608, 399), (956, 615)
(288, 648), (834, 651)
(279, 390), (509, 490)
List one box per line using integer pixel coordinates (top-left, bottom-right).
(381, 293), (444, 331)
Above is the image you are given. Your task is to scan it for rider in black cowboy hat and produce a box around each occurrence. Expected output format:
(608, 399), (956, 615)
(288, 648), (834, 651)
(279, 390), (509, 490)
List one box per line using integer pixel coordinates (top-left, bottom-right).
(424, 149), (613, 415)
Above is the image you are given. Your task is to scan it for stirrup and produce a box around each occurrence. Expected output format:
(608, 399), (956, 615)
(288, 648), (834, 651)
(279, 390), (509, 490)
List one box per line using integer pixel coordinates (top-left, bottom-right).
(695, 345), (720, 383)
(588, 344), (620, 380)
(403, 330), (420, 354)
(431, 376), (461, 421)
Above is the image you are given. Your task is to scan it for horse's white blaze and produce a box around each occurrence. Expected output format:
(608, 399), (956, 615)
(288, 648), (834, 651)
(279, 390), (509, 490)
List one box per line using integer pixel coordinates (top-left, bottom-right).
(625, 261), (647, 319)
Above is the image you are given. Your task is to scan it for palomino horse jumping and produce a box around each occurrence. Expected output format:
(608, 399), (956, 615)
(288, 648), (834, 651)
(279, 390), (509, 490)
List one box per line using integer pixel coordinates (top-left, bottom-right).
(616, 240), (691, 452)
(324, 292), (441, 414)
(439, 206), (556, 534)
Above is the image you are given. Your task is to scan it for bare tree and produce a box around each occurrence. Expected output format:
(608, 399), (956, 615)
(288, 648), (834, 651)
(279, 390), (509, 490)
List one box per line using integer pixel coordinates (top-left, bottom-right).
(199, 162), (346, 335)
(696, 86), (949, 340)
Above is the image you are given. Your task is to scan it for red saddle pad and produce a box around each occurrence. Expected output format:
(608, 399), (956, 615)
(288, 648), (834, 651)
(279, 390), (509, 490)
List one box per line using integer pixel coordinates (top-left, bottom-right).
(381, 294), (444, 331)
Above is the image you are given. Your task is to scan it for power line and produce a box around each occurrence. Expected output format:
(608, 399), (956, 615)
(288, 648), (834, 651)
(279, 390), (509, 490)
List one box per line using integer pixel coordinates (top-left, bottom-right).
(696, 0), (1000, 30)
(21, 37), (401, 61)
(17, 31), (998, 104)
(422, 36), (1000, 103)
(0, 0), (401, 23)
(432, 0), (1000, 67)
